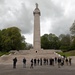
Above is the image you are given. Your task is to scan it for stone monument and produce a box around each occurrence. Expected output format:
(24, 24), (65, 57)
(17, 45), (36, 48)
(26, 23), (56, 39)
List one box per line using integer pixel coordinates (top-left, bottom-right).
(10, 3), (58, 55)
(33, 3), (41, 51)
(0, 4), (59, 65)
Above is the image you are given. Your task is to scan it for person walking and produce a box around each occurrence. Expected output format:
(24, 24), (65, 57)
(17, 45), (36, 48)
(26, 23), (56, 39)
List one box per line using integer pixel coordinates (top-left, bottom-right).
(34, 58), (36, 66)
(23, 58), (26, 68)
(58, 57), (61, 68)
(40, 58), (42, 66)
(30, 59), (33, 68)
(69, 58), (72, 66)
(37, 58), (40, 65)
(65, 58), (68, 65)
(13, 57), (17, 68)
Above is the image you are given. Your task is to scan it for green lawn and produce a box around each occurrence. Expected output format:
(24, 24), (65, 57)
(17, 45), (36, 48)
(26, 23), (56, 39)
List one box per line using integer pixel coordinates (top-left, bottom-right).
(57, 50), (75, 57)
(0, 52), (10, 56)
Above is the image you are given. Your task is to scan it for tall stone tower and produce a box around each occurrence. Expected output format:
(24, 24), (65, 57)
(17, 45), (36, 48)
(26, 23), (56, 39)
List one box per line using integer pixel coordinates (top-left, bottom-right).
(33, 3), (41, 50)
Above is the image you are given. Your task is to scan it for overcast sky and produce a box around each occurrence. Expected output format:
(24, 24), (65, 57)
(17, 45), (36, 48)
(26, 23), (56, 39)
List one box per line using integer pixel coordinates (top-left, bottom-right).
(0, 0), (75, 44)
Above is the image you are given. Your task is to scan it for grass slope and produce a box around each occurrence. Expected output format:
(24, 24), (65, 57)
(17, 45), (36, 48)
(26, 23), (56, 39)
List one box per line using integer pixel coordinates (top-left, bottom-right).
(57, 50), (75, 57)
(0, 52), (10, 56)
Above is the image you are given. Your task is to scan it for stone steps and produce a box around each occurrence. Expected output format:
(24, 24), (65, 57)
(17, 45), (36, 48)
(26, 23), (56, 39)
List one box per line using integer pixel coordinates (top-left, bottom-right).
(0, 50), (59, 65)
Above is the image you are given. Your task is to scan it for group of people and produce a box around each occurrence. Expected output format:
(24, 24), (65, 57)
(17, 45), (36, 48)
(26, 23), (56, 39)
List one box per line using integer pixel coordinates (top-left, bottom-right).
(13, 57), (26, 68)
(13, 56), (72, 69)
(56, 57), (72, 68)
(30, 57), (72, 68)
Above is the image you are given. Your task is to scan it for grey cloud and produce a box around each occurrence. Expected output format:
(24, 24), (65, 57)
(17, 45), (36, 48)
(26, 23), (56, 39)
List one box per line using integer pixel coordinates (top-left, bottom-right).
(41, 1), (64, 19)
(0, 1), (33, 34)
(0, 0), (8, 17)
(13, 3), (33, 34)
(48, 1), (75, 35)
(0, 0), (75, 37)
(50, 17), (74, 36)
(0, 0), (5, 4)
(29, 0), (64, 19)
(28, 0), (75, 36)
(0, 0), (64, 35)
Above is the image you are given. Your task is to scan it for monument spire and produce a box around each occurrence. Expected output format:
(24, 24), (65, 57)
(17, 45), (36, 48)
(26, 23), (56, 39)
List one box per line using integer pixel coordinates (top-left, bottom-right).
(33, 3), (41, 51)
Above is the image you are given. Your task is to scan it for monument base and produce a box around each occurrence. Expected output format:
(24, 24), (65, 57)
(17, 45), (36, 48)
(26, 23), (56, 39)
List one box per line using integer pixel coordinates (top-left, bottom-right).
(30, 49), (43, 54)
(0, 49), (60, 65)
(10, 49), (56, 55)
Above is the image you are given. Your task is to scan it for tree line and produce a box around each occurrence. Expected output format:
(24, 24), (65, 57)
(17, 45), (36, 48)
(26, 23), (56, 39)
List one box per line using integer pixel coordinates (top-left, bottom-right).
(41, 21), (75, 52)
(0, 21), (75, 52)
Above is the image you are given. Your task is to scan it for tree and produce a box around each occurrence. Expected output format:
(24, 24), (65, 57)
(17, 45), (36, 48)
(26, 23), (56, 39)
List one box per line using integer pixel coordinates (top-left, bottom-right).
(25, 43), (33, 50)
(48, 33), (60, 49)
(59, 34), (71, 51)
(70, 20), (75, 35)
(70, 20), (75, 50)
(41, 33), (60, 49)
(71, 38), (75, 50)
(0, 27), (26, 52)
(41, 34), (50, 49)
(0, 30), (2, 51)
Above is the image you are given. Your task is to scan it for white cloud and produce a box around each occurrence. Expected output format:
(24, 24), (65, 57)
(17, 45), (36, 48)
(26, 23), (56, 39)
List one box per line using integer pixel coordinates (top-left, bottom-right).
(0, 0), (75, 44)
(24, 34), (33, 44)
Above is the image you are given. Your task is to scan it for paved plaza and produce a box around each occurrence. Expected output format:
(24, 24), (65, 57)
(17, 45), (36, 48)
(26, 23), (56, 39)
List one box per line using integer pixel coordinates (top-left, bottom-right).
(0, 50), (75, 75)
(0, 64), (75, 75)
(0, 2), (75, 75)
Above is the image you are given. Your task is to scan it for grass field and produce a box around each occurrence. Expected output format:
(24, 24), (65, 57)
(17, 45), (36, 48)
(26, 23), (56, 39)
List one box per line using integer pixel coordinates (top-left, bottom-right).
(57, 50), (75, 57)
(0, 52), (10, 56)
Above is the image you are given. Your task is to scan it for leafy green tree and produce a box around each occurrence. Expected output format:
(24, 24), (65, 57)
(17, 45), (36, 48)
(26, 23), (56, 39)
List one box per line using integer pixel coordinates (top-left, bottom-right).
(41, 33), (60, 49)
(70, 21), (75, 50)
(25, 43), (33, 50)
(48, 33), (60, 49)
(41, 34), (50, 49)
(59, 34), (71, 51)
(0, 30), (2, 51)
(71, 38), (75, 49)
(0, 27), (26, 52)
(70, 21), (75, 35)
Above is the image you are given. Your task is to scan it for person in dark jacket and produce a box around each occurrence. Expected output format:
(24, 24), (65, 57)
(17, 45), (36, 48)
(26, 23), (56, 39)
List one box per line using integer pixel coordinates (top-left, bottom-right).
(40, 58), (42, 66)
(69, 58), (72, 66)
(34, 58), (36, 66)
(58, 57), (61, 68)
(65, 58), (68, 65)
(55, 57), (57, 64)
(49, 58), (53, 65)
(37, 58), (40, 65)
(13, 57), (17, 68)
(23, 58), (26, 68)
(30, 59), (33, 68)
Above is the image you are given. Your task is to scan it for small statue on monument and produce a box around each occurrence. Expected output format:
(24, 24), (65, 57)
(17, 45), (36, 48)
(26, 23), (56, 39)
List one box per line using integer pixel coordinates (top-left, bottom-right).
(36, 3), (38, 8)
